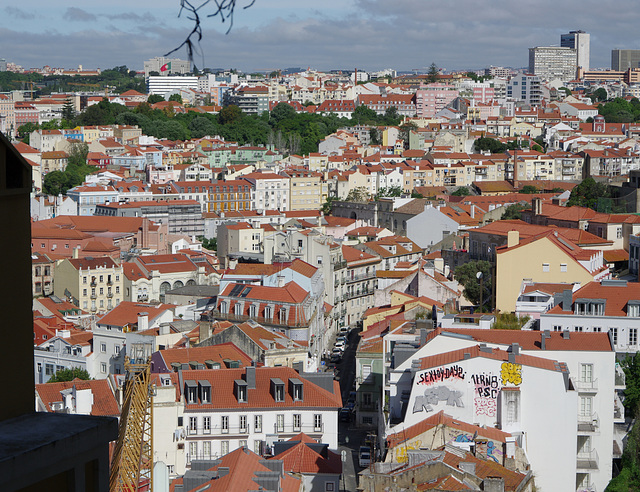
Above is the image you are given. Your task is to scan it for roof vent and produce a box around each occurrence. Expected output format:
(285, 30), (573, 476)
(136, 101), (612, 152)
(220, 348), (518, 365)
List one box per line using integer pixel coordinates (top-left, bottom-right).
(562, 330), (570, 340)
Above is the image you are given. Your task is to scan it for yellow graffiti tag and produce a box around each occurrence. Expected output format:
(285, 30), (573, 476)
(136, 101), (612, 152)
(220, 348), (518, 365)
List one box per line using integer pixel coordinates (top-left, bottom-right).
(500, 362), (522, 386)
(396, 440), (422, 463)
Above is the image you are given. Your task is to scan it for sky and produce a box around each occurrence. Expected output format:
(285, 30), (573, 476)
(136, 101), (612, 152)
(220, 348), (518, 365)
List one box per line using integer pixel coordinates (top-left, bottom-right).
(3, 1), (640, 73)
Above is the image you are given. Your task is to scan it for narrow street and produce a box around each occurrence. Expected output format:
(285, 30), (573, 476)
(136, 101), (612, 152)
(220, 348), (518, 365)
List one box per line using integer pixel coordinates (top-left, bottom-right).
(325, 328), (369, 491)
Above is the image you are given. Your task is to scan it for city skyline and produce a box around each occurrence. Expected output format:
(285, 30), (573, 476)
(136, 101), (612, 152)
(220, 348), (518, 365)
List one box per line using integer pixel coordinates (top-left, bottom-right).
(2, 1), (640, 72)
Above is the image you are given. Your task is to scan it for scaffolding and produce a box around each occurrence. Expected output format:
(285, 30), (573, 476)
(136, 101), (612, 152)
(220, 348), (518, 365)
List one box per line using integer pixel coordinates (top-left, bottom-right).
(109, 342), (154, 492)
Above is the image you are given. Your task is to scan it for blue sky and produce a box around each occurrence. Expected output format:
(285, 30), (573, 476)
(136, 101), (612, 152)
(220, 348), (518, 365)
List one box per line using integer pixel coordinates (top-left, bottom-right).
(2, 1), (640, 72)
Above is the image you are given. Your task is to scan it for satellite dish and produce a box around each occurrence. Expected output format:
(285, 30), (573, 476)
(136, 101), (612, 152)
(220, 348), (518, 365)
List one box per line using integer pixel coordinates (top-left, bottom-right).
(476, 271), (483, 279)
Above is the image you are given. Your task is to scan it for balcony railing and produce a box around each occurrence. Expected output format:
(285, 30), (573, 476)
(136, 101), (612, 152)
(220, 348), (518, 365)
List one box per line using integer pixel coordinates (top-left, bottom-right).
(213, 311), (309, 328)
(347, 287), (374, 299)
(577, 412), (599, 433)
(332, 260), (347, 270)
(574, 378), (598, 393)
(188, 424), (250, 436)
(346, 272), (377, 283)
(273, 422), (323, 434)
(576, 448), (599, 470)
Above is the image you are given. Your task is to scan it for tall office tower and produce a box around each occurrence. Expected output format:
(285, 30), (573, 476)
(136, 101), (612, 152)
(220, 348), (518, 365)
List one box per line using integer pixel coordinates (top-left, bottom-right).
(561, 30), (590, 71)
(529, 46), (577, 81)
(611, 49), (640, 71)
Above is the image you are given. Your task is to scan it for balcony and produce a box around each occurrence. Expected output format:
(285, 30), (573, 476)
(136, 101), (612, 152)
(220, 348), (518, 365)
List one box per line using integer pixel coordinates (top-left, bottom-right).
(332, 260), (347, 271)
(273, 422), (323, 434)
(347, 287), (374, 299)
(213, 311), (309, 328)
(577, 412), (599, 433)
(576, 449), (599, 470)
(346, 272), (377, 283)
(188, 424), (250, 437)
(107, 292), (113, 298)
(574, 378), (598, 393)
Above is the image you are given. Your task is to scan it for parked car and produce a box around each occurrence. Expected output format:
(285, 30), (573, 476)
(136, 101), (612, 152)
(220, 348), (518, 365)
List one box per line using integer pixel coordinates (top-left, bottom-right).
(334, 340), (346, 351)
(339, 326), (349, 336)
(358, 446), (371, 468)
(336, 336), (347, 344)
(330, 349), (342, 363)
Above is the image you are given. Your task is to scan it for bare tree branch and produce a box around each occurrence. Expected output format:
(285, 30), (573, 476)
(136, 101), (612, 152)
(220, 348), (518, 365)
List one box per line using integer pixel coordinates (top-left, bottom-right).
(165, 0), (256, 64)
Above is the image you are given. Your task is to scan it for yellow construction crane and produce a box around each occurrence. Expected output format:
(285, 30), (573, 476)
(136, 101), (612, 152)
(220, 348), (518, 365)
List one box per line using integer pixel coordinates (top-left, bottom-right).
(109, 342), (155, 492)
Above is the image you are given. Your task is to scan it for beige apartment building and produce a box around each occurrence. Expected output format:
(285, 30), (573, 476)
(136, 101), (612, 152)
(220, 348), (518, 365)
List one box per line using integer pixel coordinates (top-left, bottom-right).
(284, 169), (323, 211)
(54, 256), (124, 314)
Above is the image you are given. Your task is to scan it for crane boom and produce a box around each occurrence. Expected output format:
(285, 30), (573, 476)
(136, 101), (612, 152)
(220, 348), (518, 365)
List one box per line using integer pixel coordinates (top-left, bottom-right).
(109, 343), (154, 492)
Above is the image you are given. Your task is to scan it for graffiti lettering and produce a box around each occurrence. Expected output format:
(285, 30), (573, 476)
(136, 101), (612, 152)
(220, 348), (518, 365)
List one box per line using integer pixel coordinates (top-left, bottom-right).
(500, 362), (523, 386)
(474, 397), (498, 416)
(417, 365), (465, 386)
(413, 386), (464, 413)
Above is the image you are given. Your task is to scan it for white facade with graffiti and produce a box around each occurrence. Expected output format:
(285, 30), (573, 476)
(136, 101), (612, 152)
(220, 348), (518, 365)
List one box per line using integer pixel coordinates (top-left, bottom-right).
(388, 329), (616, 492)
(390, 346), (578, 492)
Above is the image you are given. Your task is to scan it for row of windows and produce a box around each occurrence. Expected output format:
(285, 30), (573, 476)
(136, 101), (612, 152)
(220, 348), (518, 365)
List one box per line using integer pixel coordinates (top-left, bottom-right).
(187, 413), (322, 435)
(83, 286), (120, 296)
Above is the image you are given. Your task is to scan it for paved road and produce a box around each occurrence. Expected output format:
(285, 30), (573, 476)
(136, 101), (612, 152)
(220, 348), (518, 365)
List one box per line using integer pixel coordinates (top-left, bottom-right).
(325, 329), (370, 491)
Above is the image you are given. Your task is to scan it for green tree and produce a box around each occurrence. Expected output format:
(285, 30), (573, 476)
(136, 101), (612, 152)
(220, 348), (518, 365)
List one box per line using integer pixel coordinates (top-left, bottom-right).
(382, 106), (401, 126)
(321, 196), (339, 215)
(345, 186), (370, 202)
(147, 94), (165, 104)
(454, 260), (492, 308)
(558, 87), (572, 97)
(369, 127), (381, 145)
(219, 105), (243, 125)
(168, 93), (183, 103)
(399, 121), (418, 147)
(48, 367), (91, 383)
(474, 137), (507, 154)
(188, 116), (217, 138)
(591, 87), (608, 102)
(451, 187), (471, 196)
(196, 236), (217, 251)
(519, 185), (539, 194)
(351, 105), (378, 125)
(566, 177), (610, 209)
(427, 62), (439, 83)
(270, 103), (297, 125)
(501, 203), (527, 220)
(62, 97), (75, 121)
(375, 186), (403, 199)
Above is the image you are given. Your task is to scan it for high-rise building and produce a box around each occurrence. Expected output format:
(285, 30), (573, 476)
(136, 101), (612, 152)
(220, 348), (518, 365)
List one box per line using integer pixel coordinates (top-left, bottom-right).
(611, 49), (640, 71)
(561, 30), (590, 71)
(147, 75), (199, 97)
(143, 57), (191, 78)
(528, 46), (577, 81)
(506, 73), (542, 106)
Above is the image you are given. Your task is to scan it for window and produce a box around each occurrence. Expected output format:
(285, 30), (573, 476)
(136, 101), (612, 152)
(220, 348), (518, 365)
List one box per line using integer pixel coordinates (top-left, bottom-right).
(630, 328), (638, 346)
(221, 441), (229, 456)
(189, 442), (197, 462)
(293, 414), (301, 432)
(190, 417), (198, 434)
(362, 364), (372, 382)
(100, 343), (107, 353)
(45, 363), (54, 375)
(363, 392), (372, 407)
(221, 415), (229, 433)
(581, 364), (593, 383)
(239, 415), (248, 433)
(276, 414), (284, 432)
(553, 325), (562, 332)
(99, 275), (103, 283)
(560, 263), (567, 272)
(239, 439), (247, 449)
(611, 327), (618, 345)
(114, 345), (120, 355)
(101, 363), (107, 373)
(203, 441), (211, 459)
(593, 326), (602, 332)
(83, 276), (87, 284)
(325, 482), (335, 492)
(314, 414), (322, 431)
(628, 302), (640, 317)
(575, 326), (583, 332)
(580, 396), (593, 417)
(254, 415), (262, 433)
(203, 416), (211, 434)
(37, 363), (42, 373)
(542, 263), (550, 272)
(254, 440), (262, 454)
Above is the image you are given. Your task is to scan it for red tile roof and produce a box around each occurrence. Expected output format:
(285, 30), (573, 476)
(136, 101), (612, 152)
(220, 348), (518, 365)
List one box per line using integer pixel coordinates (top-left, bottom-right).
(36, 379), (119, 416)
(180, 366), (342, 410)
(157, 342), (252, 369)
(97, 302), (175, 328)
(546, 280), (640, 318)
(271, 435), (342, 475)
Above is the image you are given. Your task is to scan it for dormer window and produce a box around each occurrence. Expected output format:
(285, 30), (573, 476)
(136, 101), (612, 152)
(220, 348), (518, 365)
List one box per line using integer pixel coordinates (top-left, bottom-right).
(271, 378), (285, 402)
(574, 299), (605, 316)
(199, 380), (211, 403)
(234, 302), (243, 316)
(249, 304), (258, 318)
(289, 378), (304, 402)
(628, 301), (640, 318)
(185, 380), (197, 404)
(235, 380), (248, 403)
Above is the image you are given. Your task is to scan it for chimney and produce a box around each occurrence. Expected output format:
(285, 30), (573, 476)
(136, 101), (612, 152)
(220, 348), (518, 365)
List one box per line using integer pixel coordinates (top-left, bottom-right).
(561, 288), (573, 312)
(532, 197), (542, 215)
(507, 230), (519, 248)
(137, 312), (149, 332)
(470, 205), (475, 219)
(562, 330), (571, 340)
(510, 343), (520, 356)
(245, 365), (256, 389)
(483, 477), (505, 492)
